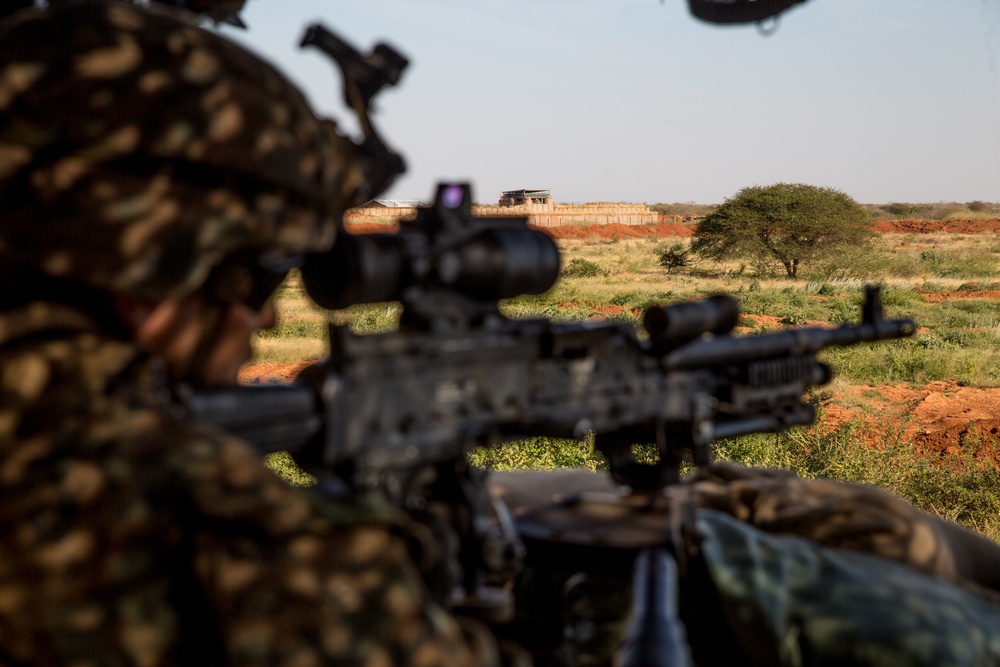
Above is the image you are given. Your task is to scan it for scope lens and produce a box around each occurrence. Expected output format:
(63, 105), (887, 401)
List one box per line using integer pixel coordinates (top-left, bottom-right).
(301, 233), (405, 310)
(449, 228), (560, 300)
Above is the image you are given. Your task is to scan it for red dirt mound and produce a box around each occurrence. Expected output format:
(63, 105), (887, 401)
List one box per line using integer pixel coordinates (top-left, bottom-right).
(344, 222), (399, 234)
(555, 302), (641, 318)
(920, 290), (1000, 302)
(822, 382), (1000, 467)
(875, 219), (1000, 234)
(238, 361), (312, 384)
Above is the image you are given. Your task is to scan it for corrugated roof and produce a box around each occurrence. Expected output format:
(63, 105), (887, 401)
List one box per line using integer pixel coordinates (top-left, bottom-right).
(501, 189), (550, 196)
(365, 199), (429, 208)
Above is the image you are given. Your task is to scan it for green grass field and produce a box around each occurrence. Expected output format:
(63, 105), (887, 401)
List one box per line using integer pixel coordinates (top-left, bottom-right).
(257, 230), (1000, 540)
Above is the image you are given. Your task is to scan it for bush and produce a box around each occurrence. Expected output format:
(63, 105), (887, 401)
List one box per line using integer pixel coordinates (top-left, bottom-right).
(881, 202), (929, 218)
(658, 243), (691, 274)
(561, 258), (607, 278)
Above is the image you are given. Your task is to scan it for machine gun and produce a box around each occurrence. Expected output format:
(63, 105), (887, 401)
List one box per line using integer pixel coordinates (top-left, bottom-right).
(205, 181), (914, 493)
(186, 181), (916, 660)
(184, 24), (917, 666)
(192, 180), (914, 480)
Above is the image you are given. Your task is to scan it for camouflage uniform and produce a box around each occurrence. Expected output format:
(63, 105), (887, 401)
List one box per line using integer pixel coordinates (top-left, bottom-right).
(0, 304), (478, 666)
(692, 510), (1000, 667)
(0, 3), (480, 665)
(677, 463), (1000, 667)
(492, 464), (1000, 666)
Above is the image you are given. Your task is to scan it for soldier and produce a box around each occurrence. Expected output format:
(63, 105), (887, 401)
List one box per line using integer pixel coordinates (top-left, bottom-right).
(0, 2), (492, 664)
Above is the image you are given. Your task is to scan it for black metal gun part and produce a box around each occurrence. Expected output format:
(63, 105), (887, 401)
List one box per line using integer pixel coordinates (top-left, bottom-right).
(300, 23), (408, 202)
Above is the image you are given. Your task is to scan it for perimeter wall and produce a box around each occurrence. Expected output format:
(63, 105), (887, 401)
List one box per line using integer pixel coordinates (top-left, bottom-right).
(344, 202), (661, 226)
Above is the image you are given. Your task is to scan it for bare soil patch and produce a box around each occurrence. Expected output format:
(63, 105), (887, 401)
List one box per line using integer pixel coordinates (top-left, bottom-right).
(875, 219), (1000, 234)
(238, 361), (312, 384)
(556, 302), (641, 318)
(344, 222), (399, 234)
(822, 382), (1000, 467)
(920, 290), (1000, 302)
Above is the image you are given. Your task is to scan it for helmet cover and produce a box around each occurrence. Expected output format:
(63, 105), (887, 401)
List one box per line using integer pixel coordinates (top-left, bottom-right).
(0, 0), (363, 300)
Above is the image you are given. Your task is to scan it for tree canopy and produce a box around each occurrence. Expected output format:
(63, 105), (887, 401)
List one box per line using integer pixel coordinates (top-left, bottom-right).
(691, 183), (874, 278)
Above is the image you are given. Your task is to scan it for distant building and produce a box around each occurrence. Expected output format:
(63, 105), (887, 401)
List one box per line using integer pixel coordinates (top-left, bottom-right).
(359, 199), (430, 209)
(499, 189), (553, 207)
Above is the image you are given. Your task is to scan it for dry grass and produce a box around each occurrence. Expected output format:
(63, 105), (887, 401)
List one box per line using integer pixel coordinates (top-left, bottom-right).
(259, 229), (1000, 538)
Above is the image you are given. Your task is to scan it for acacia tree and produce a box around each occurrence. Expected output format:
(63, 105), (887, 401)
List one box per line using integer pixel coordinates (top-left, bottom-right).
(691, 183), (874, 278)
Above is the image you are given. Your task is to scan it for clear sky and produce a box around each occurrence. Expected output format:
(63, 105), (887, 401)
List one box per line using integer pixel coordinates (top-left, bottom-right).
(220, 0), (1000, 205)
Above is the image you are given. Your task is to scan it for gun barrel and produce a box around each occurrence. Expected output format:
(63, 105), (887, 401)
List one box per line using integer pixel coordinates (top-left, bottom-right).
(664, 317), (916, 371)
(644, 295), (740, 351)
(184, 385), (320, 454)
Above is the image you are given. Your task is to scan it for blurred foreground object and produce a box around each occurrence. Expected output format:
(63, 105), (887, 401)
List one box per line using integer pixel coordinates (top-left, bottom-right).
(687, 0), (810, 25)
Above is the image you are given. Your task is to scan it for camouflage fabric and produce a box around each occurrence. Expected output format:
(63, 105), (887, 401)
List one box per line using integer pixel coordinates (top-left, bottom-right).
(25, 0), (248, 24)
(680, 460), (1000, 592)
(0, 1), (363, 300)
(149, 0), (248, 23)
(490, 466), (1000, 665)
(0, 305), (478, 667)
(695, 509), (1000, 667)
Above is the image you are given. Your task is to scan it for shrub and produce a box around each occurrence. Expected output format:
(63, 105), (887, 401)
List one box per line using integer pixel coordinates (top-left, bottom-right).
(881, 202), (927, 218)
(658, 243), (691, 274)
(561, 258), (607, 278)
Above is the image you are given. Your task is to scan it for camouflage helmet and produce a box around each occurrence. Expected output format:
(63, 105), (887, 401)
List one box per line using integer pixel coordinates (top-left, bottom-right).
(148, 0), (249, 24)
(0, 1), (363, 301)
(36, 0), (249, 25)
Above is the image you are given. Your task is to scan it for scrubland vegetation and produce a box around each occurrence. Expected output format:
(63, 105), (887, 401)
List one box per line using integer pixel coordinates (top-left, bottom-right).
(650, 200), (1000, 222)
(865, 201), (1000, 221)
(259, 227), (1000, 540)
